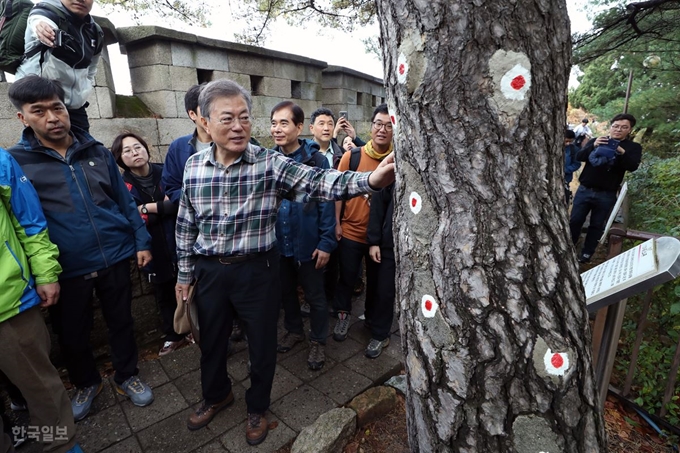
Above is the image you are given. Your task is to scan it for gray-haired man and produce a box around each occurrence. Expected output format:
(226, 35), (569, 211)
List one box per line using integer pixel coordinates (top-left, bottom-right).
(175, 79), (395, 444)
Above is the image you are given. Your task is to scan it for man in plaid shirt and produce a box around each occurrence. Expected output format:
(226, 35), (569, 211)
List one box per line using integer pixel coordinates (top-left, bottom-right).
(175, 79), (395, 444)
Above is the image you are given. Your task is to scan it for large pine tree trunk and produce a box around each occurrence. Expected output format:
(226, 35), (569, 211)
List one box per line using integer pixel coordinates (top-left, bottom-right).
(375, 1), (607, 451)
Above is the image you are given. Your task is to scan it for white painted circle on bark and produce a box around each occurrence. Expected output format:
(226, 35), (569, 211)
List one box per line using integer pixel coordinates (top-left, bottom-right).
(397, 54), (408, 84)
(543, 349), (569, 376)
(409, 192), (422, 214)
(421, 295), (438, 318)
(500, 64), (531, 100)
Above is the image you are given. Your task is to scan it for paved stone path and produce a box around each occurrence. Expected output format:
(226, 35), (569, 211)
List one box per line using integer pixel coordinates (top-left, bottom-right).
(17, 302), (403, 453)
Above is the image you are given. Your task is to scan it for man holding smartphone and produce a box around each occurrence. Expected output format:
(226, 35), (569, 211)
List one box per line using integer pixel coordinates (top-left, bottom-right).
(569, 113), (642, 263)
(15, 0), (103, 132)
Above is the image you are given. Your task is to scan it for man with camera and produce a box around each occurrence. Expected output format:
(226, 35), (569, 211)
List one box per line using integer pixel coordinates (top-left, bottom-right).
(15, 0), (103, 132)
(569, 113), (642, 263)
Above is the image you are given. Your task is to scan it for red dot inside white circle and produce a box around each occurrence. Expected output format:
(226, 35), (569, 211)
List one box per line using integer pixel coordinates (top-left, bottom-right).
(510, 75), (526, 90)
(551, 353), (564, 368)
(409, 192), (422, 214)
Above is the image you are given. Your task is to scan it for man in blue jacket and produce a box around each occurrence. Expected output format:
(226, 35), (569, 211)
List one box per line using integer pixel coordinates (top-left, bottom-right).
(7, 76), (155, 422)
(271, 101), (336, 370)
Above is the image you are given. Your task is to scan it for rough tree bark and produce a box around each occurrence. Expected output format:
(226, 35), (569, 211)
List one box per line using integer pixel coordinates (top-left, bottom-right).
(375, 1), (607, 452)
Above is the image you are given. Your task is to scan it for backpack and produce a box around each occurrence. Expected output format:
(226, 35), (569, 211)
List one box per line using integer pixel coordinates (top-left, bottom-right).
(0, 0), (33, 73)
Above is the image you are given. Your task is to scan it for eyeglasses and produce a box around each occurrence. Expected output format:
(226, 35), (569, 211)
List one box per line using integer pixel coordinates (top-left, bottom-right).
(122, 145), (146, 155)
(372, 121), (393, 132)
(610, 125), (631, 130)
(212, 116), (251, 127)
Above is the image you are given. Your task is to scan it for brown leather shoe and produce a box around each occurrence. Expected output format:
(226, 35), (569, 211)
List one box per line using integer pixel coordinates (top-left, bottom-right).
(246, 412), (268, 445)
(187, 392), (234, 430)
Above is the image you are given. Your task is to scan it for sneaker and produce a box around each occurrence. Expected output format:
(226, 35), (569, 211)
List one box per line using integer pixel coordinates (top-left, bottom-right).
(365, 338), (390, 359)
(72, 382), (103, 422)
(115, 376), (154, 407)
(277, 331), (305, 353)
(300, 302), (311, 317)
(333, 312), (351, 342)
(578, 253), (592, 264)
(65, 443), (84, 453)
(187, 392), (234, 431)
(307, 341), (325, 371)
(158, 337), (189, 356)
(10, 400), (27, 411)
(246, 412), (268, 446)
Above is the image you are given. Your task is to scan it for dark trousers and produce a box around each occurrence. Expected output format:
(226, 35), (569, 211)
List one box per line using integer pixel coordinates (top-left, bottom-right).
(50, 259), (138, 387)
(280, 257), (329, 344)
(370, 248), (395, 341)
(194, 250), (280, 413)
(569, 185), (617, 256)
(68, 104), (90, 133)
(154, 279), (184, 341)
(334, 238), (378, 316)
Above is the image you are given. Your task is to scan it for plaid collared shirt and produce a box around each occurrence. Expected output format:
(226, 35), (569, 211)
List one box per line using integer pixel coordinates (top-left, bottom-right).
(176, 143), (372, 284)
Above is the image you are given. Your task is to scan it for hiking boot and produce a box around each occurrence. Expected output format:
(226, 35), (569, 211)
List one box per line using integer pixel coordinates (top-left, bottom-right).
(158, 337), (189, 356)
(300, 302), (311, 317)
(307, 341), (325, 371)
(365, 338), (390, 359)
(187, 392), (234, 430)
(72, 382), (103, 422)
(333, 312), (350, 342)
(115, 376), (154, 407)
(578, 253), (592, 264)
(277, 331), (305, 353)
(246, 412), (268, 445)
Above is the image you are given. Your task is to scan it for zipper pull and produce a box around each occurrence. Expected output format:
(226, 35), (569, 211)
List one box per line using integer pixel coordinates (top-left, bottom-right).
(69, 165), (76, 179)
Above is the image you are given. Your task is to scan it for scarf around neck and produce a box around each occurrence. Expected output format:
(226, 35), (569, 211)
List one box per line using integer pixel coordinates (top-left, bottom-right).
(364, 139), (393, 161)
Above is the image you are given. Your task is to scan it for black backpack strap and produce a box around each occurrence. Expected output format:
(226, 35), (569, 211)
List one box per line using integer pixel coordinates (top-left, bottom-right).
(349, 147), (362, 171)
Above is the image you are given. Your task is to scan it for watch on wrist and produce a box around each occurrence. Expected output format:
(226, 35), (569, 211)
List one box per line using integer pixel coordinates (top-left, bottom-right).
(141, 204), (148, 215)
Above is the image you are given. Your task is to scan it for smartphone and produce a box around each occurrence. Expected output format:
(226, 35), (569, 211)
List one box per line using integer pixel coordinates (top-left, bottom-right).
(339, 111), (347, 120)
(55, 29), (64, 47)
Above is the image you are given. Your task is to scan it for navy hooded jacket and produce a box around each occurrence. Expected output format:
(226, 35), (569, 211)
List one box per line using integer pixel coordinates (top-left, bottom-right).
(274, 139), (337, 263)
